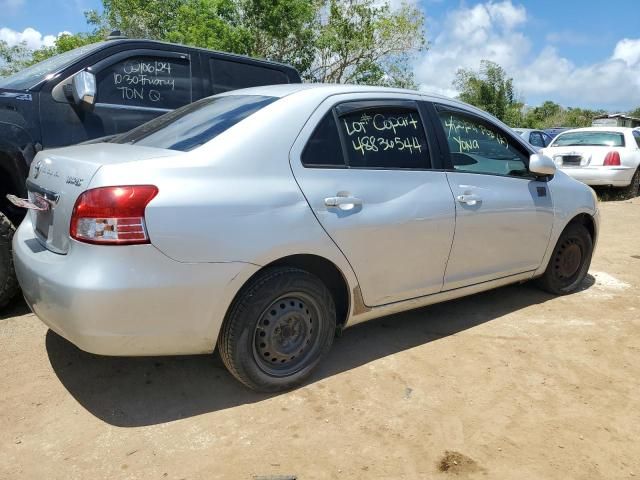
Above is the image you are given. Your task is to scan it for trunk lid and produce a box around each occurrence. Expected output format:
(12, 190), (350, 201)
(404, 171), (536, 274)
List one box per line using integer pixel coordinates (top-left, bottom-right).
(544, 145), (626, 167)
(26, 142), (177, 254)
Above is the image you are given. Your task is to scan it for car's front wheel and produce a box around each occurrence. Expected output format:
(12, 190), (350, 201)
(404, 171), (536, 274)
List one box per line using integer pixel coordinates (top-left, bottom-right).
(218, 267), (336, 392)
(536, 222), (593, 295)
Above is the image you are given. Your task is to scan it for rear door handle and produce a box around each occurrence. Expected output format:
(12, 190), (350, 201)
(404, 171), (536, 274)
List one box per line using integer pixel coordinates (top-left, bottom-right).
(324, 195), (363, 210)
(456, 194), (481, 206)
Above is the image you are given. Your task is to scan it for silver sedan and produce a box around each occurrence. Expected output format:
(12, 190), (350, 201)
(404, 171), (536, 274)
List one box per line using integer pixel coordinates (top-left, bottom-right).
(12, 84), (599, 391)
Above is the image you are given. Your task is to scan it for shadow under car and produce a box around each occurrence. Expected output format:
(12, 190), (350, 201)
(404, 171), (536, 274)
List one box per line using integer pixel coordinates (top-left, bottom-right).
(45, 276), (595, 427)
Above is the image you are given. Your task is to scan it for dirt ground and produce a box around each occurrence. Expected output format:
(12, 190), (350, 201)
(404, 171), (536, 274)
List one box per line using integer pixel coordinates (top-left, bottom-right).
(1, 198), (639, 480)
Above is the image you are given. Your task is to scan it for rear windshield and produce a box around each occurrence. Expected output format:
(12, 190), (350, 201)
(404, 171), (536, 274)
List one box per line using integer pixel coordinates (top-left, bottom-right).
(0, 42), (105, 90)
(112, 94), (277, 151)
(552, 131), (625, 147)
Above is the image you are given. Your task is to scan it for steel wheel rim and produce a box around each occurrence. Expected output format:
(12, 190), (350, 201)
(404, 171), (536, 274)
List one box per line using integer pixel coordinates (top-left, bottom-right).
(252, 292), (322, 377)
(553, 238), (583, 280)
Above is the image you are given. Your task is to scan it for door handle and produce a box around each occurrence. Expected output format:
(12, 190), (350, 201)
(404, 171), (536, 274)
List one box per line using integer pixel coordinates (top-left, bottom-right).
(456, 194), (481, 206)
(324, 195), (363, 210)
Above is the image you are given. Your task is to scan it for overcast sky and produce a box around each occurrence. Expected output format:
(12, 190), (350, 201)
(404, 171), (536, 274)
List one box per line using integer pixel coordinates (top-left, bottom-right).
(1, 0), (639, 111)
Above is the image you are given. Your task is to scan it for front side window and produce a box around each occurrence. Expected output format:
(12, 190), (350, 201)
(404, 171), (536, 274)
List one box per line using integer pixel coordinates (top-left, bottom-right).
(112, 94), (277, 151)
(337, 107), (430, 169)
(96, 55), (192, 109)
(437, 110), (530, 177)
(542, 132), (554, 147)
(633, 131), (640, 148)
(551, 131), (625, 147)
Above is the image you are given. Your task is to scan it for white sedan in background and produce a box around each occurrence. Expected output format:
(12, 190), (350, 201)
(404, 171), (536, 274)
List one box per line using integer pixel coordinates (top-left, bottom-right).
(541, 127), (640, 198)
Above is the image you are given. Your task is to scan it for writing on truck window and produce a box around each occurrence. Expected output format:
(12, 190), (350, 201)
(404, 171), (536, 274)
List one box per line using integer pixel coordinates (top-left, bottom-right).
(97, 56), (191, 109)
(113, 60), (175, 102)
(338, 108), (430, 169)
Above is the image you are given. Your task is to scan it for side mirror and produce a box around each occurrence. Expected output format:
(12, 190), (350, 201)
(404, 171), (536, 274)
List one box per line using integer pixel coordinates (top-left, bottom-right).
(529, 153), (556, 177)
(71, 71), (96, 110)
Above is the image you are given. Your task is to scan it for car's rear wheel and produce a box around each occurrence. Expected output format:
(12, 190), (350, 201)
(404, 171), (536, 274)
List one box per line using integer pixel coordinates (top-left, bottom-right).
(618, 167), (640, 199)
(0, 212), (20, 310)
(535, 223), (593, 295)
(218, 267), (336, 392)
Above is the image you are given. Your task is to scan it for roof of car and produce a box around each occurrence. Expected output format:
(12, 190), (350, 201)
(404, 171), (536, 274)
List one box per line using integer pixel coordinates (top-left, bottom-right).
(104, 38), (298, 70)
(513, 128), (541, 133)
(219, 83), (432, 97)
(556, 126), (635, 134)
(218, 83), (476, 109)
(217, 83), (527, 138)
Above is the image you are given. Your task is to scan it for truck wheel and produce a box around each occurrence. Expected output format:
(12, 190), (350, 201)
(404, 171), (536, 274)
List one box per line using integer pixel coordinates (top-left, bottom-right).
(0, 212), (20, 309)
(535, 223), (593, 295)
(218, 267), (336, 392)
(618, 167), (639, 199)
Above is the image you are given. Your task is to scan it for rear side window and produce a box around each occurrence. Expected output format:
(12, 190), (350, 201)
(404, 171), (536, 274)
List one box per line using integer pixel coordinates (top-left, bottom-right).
(437, 110), (530, 177)
(552, 131), (625, 147)
(337, 107), (430, 169)
(96, 55), (192, 109)
(302, 112), (346, 167)
(112, 95), (276, 151)
(210, 58), (290, 94)
(633, 131), (640, 148)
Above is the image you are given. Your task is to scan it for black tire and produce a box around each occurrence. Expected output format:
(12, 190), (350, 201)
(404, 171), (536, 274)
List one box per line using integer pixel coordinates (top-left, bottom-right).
(618, 167), (640, 199)
(0, 212), (20, 310)
(535, 223), (593, 295)
(218, 267), (336, 392)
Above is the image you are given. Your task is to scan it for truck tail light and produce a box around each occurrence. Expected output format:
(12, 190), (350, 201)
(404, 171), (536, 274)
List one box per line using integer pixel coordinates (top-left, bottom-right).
(70, 185), (158, 245)
(603, 151), (621, 166)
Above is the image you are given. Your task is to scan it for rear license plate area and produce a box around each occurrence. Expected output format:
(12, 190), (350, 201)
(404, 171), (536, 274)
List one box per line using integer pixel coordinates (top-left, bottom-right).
(561, 155), (582, 166)
(29, 193), (54, 239)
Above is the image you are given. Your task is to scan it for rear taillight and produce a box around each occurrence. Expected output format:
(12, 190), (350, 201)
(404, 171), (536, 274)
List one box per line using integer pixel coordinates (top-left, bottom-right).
(603, 151), (621, 166)
(70, 185), (158, 245)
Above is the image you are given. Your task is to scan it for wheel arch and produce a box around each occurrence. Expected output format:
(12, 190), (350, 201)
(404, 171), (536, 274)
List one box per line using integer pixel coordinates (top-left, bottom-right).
(567, 212), (596, 242)
(226, 254), (352, 331)
(534, 208), (598, 279)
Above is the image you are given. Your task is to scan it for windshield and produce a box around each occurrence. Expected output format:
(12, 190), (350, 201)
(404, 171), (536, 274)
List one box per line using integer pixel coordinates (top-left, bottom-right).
(551, 131), (625, 147)
(0, 42), (105, 90)
(112, 94), (278, 151)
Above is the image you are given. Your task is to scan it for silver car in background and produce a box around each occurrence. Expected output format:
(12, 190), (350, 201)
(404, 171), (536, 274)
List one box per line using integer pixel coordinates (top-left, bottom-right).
(12, 84), (599, 391)
(541, 127), (640, 198)
(513, 128), (554, 151)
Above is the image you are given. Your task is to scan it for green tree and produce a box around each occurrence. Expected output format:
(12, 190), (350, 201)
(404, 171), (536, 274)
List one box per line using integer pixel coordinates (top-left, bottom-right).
(522, 101), (562, 129)
(1, 1), (425, 87)
(453, 60), (523, 123)
(522, 102), (604, 129)
(0, 40), (33, 76)
(88, 0), (426, 86)
(30, 31), (107, 65)
(629, 107), (640, 118)
(561, 107), (605, 127)
(308, 0), (425, 86)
